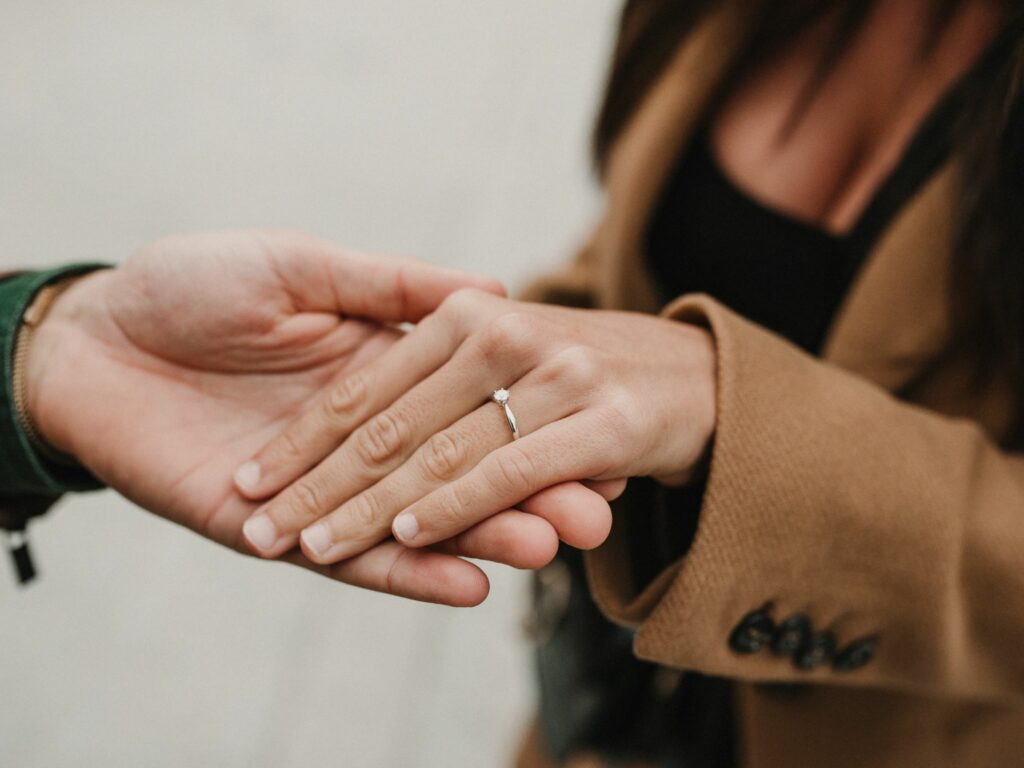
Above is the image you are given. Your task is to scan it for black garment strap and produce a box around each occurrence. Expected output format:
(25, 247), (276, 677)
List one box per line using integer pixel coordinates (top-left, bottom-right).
(1, 494), (60, 585)
(6, 531), (36, 584)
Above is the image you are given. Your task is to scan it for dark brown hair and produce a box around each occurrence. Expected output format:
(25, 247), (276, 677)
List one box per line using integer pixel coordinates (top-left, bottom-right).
(595, 0), (1024, 399)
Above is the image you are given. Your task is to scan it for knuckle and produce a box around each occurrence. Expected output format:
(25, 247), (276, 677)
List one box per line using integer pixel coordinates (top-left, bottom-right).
(273, 427), (306, 465)
(325, 373), (368, 421)
(547, 345), (601, 391)
(439, 287), (485, 319)
(421, 431), (466, 482)
(349, 492), (385, 528)
(354, 411), (408, 467)
(288, 479), (328, 523)
(597, 391), (643, 447)
(477, 312), (539, 364)
(487, 447), (536, 497)
(433, 487), (470, 529)
(492, 310), (539, 339)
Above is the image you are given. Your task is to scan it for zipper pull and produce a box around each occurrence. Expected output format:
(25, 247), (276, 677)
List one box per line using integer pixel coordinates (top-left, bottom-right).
(4, 528), (36, 585)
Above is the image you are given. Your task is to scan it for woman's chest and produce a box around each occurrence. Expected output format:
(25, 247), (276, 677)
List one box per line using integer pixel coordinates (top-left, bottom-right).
(708, 0), (1003, 235)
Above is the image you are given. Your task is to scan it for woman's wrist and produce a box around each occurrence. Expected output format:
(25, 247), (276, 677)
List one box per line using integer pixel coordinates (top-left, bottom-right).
(654, 320), (718, 487)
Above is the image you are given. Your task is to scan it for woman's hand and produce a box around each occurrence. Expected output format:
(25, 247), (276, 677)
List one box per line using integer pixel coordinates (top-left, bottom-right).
(26, 232), (597, 606)
(237, 288), (716, 565)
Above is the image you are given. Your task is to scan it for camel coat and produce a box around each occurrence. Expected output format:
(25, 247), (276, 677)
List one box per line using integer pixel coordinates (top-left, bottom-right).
(517, 3), (1024, 767)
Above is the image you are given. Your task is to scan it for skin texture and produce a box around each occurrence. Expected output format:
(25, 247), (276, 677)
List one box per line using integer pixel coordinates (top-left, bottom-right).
(237, 288), (715, 566)
(25, 230), (616, 606)
(710, 0), (1003, 233)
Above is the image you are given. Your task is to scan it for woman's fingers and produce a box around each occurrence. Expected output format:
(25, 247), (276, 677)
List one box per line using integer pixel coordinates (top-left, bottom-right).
(294, 360), (581, 564)
(242, 317), (546, 561)
(391, 410), (613, 549)
(235, 315), (456, 502)
(234, 289), (512, 503)
(280, 541), (491, 607)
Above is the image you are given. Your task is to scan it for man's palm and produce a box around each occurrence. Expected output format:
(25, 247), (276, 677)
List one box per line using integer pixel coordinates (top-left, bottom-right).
(79, 233), (398, 543)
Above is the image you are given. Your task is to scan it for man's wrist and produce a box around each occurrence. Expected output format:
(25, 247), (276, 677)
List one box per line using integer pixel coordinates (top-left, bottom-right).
(23, 269), (114, 458)
(0, 265), (110, 495)
(14, 274), (93, 462)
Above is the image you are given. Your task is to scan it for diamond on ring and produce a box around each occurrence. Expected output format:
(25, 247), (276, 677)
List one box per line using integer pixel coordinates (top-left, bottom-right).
(491, 387), (519, 439)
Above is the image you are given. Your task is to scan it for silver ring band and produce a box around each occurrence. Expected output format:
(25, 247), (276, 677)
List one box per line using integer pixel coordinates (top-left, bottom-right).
(491, 388), (520, 440)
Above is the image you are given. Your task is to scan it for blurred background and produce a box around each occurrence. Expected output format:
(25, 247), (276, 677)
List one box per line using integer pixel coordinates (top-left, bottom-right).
(0, 2), (619, 765)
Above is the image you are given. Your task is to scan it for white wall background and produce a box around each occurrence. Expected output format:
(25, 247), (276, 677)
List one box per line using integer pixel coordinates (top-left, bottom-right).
(0, 2), (620, 766)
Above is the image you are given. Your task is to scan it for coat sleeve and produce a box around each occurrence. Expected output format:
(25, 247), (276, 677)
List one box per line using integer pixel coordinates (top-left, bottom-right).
(584, 292), (1024, 702)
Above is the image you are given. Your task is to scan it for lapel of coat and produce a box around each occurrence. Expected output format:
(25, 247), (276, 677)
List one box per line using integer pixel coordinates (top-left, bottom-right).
(820, 163), (956, 390)
(595, 4), (956, 392)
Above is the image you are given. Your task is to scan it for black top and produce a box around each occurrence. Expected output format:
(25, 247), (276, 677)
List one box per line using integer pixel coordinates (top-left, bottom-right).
(647, 127), (860, 354)
(646, 92), (973, 353)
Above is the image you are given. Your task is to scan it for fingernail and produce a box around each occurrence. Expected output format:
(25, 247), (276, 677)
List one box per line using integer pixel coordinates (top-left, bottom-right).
(301, 524), (333, 558)
(234, 461), (261, 493)
(393, 513), (419, 543)
(243, 515), (278, 553)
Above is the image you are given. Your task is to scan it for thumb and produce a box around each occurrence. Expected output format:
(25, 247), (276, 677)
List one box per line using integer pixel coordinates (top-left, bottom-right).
(271, 232), (506, 322)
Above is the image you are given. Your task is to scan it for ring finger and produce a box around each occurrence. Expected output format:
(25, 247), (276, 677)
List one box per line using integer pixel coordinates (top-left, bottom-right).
(297, 357), (589, 564)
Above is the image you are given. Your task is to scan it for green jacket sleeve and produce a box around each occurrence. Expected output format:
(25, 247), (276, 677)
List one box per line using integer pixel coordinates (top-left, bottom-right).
(0, 265), (108, 501)
(0, 264), (109, 583)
